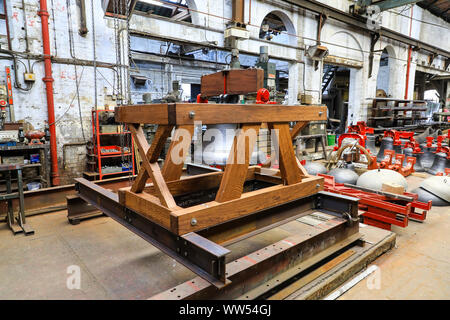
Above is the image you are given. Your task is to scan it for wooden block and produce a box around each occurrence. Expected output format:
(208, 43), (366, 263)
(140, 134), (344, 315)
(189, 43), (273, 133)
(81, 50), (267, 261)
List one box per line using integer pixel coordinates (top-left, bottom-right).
(381, 183), (405, 195)
(201, 69), (264, 97)
(118, 189), (173, 229)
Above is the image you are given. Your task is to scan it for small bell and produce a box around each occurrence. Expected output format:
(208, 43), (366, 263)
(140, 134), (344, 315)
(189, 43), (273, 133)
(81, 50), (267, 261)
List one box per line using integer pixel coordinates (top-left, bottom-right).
(427, 152), (450, 175)
(377, 136), (394, 162)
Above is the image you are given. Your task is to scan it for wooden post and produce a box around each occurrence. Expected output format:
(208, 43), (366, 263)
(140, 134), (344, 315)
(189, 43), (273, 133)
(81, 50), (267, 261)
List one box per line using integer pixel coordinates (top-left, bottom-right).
(216, 124), (260, 202)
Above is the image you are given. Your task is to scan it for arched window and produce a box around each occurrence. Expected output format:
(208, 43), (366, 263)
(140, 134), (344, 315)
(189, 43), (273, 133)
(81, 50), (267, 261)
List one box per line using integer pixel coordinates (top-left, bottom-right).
(259, 11), (295, 45)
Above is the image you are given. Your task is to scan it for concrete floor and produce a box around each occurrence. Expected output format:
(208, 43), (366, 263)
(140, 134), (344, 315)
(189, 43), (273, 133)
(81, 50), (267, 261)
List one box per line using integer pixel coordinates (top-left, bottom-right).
(0, 174), (448, 300)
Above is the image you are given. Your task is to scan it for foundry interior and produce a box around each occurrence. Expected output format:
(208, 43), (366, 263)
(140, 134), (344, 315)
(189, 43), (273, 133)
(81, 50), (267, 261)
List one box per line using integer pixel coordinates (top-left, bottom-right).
(0, 0), (449, 300)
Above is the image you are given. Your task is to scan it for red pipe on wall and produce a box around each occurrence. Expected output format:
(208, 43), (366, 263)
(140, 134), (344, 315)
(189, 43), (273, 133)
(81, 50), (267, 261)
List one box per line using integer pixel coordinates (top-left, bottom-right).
(38, 0), (60, 185)
(404, 6), (414, 100)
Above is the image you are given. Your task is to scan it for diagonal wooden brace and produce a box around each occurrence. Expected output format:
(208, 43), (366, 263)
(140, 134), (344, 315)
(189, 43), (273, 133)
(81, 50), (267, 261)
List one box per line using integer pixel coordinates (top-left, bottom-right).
(215, 124), (260, 203)
(162, 125), (195, 182)
(131, 125), (173, 193)
(130, 124), (177, 208)
(269, 122), (303, 185)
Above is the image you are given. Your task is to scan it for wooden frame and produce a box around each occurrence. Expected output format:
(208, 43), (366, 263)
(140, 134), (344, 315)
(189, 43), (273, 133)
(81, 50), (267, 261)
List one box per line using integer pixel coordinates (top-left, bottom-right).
(116, 103), (326, 235)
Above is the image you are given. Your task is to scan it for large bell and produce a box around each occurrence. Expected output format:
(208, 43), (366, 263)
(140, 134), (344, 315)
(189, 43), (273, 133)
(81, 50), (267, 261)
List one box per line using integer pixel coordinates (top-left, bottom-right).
(376, 136), (394, 162)
(303, 161), (328, 175)
(427, 152), (450, 175)
(328, 168), (359, 185)
(365, 134), (377, 155)
(357, 169), (408, 191)
(421, 176), (450, 203)
(412, 187), (449, 206)
(419, 145), (437, 169)
(414, 127), (432, 144)
(402, 147), (425, 172)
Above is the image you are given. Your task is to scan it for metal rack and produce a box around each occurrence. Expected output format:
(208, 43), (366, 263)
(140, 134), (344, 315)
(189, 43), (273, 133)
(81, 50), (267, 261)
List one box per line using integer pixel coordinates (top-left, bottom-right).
(367, 98), (428, 128)
(90, 109), (136, 180)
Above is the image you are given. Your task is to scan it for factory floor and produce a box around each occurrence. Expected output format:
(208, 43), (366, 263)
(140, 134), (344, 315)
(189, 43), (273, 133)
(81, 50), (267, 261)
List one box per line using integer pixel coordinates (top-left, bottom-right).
(0, 174), (448, 300)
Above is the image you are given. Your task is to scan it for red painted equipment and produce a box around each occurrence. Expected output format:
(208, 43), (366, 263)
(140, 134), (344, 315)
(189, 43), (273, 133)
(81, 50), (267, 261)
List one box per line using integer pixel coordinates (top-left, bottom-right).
(347, 121), (374, 135)
(319, 174), (431, 230)
(436, 168), (450, 176)
(25, 130), (45, 145)
(379, 149), (395, 168)
(256, 88), (277, 104)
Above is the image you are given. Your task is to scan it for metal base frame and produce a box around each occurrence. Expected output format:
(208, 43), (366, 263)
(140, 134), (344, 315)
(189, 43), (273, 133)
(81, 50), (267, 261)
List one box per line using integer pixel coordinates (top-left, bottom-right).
(74, 178), (359, 288)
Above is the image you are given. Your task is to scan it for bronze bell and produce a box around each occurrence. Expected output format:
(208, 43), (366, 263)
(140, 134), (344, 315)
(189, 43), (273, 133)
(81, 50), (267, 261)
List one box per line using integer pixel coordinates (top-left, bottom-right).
(377, 136), (394, 162)
(427, 152), (450, 175)
(418, 147), (436, 169)
(403, 147), (425, 172)
(365, 134), (377, 155)
(414, 127), (432, 144)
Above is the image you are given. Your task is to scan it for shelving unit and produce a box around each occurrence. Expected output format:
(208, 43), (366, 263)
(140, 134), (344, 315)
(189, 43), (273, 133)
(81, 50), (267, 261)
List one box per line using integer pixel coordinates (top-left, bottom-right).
(89, 109), (136, 180)
(367, 98), (428, 128)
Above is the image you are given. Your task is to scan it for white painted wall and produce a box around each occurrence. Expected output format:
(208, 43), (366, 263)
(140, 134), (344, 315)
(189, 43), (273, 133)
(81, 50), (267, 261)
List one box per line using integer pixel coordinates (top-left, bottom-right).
(0, 0), (448, 183)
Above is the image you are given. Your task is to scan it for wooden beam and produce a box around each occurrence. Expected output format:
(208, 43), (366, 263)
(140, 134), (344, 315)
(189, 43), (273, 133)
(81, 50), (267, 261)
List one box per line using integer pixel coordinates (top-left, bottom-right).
(290, 121), (308, 139)
(270, 123), (303, 185)
(130, 124), (177, 208)
(171, 176), (324, 235)
(215, 124), (260, 202)
(121, 167), (258, 197)
(161, 125), (194, 182)
(131, 125), (173, 193)
(115, 104), (327, 125)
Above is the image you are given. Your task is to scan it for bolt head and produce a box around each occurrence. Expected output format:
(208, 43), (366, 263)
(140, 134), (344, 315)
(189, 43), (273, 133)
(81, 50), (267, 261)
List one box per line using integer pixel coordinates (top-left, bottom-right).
(190, 218), (197, 226)
(189, 111), (195, 119)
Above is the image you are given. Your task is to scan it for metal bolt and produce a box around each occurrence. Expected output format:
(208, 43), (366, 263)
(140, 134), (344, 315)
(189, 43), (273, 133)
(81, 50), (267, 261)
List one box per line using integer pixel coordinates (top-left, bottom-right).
(189, 111), (195, 119)
(319, 111), (323, 116)
(316, 184), (320, 188)
(190, 218), (197, 226)
(184, 252), (188, 257)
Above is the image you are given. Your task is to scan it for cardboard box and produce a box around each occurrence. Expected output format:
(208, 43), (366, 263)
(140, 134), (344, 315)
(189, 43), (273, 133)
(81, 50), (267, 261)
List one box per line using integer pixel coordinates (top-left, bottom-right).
(2, 156), (24, 164)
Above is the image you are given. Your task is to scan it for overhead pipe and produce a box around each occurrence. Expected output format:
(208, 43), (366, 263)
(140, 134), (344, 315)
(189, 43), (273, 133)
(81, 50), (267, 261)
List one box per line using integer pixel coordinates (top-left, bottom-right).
(38, 0), (60, 185)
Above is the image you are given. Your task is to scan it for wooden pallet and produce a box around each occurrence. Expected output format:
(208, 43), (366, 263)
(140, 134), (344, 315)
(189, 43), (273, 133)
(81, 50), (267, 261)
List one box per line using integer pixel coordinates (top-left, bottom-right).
(115, 103), (327, 235)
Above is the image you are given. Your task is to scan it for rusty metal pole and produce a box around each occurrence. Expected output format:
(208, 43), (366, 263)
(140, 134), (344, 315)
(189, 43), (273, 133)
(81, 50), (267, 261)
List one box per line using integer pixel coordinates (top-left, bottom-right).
(38, 0), (60, 185)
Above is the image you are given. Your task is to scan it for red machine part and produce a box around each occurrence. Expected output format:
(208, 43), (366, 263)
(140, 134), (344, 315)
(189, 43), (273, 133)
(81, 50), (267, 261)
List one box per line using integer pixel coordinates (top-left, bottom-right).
(319, 174), (431, 230)
(347, 121), (374, 135)
(256, 88), (277, 104)
(333, 133), (366, 151)
(25, 130), (45, 145)
(196, 94), (208, 103)
(436, 168), (450, 176)
(379, 149), (395, 168)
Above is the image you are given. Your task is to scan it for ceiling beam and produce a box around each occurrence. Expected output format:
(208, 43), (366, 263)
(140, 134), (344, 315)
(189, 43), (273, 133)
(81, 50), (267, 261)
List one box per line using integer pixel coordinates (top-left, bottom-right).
(282, 0), (450, 59)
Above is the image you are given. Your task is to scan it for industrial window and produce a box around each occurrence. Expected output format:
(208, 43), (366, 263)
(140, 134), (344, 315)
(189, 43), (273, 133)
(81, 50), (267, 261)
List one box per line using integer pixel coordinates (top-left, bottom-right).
(135, 0), (192, 23)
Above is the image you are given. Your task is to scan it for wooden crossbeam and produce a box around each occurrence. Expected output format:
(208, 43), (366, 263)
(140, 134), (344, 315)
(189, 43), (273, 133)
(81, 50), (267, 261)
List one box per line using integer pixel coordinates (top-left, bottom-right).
(130, 124), (177, 208)
(115, 104), (327, 125)
(215, 124), (260, 203)
(269, 123), (303, 185)
(131, 125), (173, 193)
(161, 125), (194, 182)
